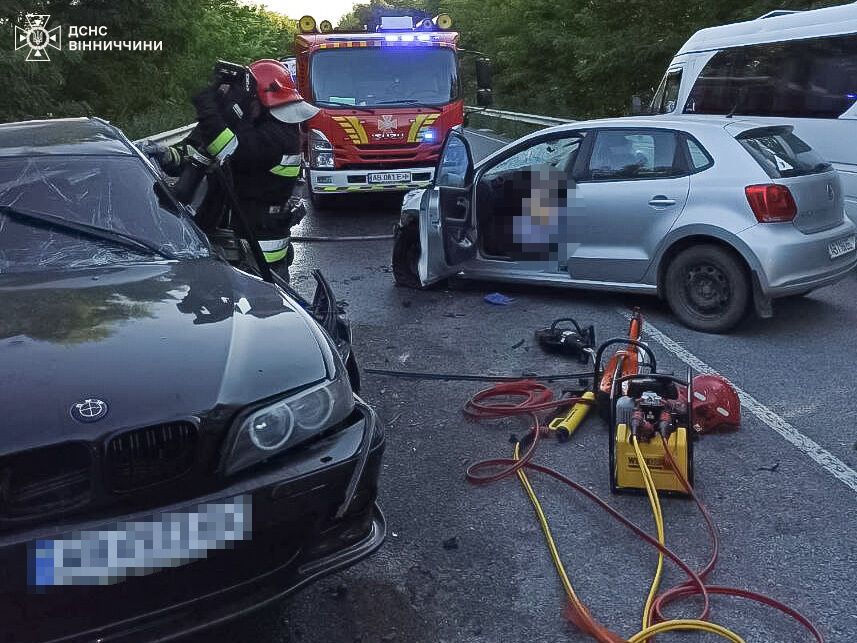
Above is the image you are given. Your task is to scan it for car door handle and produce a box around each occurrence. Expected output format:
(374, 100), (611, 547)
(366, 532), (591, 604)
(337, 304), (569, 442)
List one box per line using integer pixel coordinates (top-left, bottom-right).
(648, 196), (677, 207)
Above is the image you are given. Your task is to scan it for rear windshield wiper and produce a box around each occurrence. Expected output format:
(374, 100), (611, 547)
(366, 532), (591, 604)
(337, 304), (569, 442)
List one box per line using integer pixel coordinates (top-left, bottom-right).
(373, 99), (441, 110)
(313, 100), (375, 114)
(0, 205), (175, 260)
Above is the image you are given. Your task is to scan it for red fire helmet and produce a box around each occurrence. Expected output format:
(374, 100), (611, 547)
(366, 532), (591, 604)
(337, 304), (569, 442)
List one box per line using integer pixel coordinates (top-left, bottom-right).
(248, 59), (319, 123)
(691, 374), (740, 433)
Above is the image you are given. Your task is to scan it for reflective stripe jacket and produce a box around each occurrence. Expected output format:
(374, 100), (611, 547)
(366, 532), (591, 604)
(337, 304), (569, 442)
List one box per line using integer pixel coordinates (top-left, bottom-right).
(229, 114), (301, 205)
(169, 87), (302, 207)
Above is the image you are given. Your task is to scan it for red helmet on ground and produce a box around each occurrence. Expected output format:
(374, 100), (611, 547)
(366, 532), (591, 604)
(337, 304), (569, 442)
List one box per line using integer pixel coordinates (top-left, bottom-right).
(248, 59), (319, 123)
(691, 374), (740, 433)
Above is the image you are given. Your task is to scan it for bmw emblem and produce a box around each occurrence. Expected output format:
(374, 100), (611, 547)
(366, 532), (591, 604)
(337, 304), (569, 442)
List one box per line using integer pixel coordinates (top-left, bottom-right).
(70, 398), (109, 423)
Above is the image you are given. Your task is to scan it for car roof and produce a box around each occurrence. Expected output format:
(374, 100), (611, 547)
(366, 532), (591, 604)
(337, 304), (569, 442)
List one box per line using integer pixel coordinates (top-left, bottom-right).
(0, 117), (133, 157)
(676, 3), (857, 54)
(471, 115), (786, 168)
(536, 115), (773, 136)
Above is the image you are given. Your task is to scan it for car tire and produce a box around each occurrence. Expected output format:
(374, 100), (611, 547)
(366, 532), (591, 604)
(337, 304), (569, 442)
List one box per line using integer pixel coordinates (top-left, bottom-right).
(392, 221), (423, 289)
(664, 245), (750, 333)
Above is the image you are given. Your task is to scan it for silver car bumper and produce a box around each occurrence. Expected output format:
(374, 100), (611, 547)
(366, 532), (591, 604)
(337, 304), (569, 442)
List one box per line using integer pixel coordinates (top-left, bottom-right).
(739, 219), (857, 296)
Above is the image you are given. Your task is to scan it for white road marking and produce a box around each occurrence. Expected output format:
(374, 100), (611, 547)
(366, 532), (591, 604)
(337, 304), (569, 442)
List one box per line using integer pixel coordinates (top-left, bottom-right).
(617, 309), (857, 494)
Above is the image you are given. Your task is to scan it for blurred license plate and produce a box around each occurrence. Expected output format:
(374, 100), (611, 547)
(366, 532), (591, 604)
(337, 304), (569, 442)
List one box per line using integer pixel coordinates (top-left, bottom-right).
(368, 172), (410, 184)
(828, 235), (856, 259)
(30, 495), (251, 586)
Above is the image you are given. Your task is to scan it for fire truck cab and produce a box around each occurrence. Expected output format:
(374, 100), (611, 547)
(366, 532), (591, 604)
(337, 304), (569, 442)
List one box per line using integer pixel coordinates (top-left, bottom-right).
(292, 14), (491, 203)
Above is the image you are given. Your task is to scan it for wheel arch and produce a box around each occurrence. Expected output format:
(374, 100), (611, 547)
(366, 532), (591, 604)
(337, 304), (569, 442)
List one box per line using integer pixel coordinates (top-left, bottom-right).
(652, 227), (763, 298)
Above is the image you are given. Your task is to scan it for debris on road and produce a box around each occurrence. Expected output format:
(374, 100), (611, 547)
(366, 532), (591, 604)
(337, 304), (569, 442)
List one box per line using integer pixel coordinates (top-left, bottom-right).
(756, 462), (781, 473)
(484, 292), (514, 305)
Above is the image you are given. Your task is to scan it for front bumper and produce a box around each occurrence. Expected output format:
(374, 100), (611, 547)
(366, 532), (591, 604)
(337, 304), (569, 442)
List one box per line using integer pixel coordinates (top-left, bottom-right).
(738, 219), (857, 296)
(308, 166), (434, 194)
(1, 401), (385, 643)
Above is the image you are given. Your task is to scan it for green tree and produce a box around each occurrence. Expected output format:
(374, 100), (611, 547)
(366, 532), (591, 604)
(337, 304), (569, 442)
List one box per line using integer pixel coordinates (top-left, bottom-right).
(0, 0), (297, 138)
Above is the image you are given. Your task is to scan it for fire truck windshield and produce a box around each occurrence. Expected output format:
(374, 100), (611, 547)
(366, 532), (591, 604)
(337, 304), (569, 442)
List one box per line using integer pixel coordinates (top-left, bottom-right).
(310, 47), (459, 108)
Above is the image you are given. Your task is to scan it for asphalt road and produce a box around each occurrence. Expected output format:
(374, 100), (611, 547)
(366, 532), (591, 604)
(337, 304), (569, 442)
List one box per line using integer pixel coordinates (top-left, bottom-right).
(197, 129), (857, 643)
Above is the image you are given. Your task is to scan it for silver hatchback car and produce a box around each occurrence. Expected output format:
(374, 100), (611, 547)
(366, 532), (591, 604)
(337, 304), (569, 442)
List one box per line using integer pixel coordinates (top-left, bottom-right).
(392, 116), (857, 332)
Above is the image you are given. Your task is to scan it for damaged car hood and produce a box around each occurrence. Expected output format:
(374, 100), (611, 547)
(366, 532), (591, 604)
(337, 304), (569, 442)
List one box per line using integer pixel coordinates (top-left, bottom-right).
(0, 260), (328, 454)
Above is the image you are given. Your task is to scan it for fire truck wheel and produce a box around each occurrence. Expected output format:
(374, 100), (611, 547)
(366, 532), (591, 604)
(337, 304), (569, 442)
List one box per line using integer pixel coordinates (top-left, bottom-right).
(392, 221), (424, 289)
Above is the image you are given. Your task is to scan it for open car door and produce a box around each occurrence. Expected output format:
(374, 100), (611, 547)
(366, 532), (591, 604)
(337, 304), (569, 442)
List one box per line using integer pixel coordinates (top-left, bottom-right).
(418, 130), (477, 286)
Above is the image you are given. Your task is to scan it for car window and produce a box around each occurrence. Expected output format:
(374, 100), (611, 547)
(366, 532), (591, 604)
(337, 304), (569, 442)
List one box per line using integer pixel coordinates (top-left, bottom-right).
(686, 137), (713, 171)
(684, 34), (857, 118)
(587, 130), (682, 180)
(736, 127), (831, 178)
(437, 135), (471, 188)
(651, 69), (683, 114)
(483, 134), (585, 179)
(0, 155), (208, 273)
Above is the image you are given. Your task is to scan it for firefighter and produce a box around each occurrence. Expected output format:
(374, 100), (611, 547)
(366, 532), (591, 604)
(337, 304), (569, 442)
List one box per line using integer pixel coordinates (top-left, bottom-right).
(145, 59), (318, 275)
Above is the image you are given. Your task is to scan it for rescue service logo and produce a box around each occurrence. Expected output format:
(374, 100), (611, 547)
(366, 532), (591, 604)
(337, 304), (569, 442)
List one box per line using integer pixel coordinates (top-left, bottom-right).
(374, 114), (403, 140)
(12, 15), (162, 60)
(378, 114), (398, 132)
(14, 14), (61, 62)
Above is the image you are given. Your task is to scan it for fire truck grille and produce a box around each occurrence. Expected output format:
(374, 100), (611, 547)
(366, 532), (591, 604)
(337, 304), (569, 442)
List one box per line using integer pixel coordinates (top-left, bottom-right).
(356, 143), (419, 151)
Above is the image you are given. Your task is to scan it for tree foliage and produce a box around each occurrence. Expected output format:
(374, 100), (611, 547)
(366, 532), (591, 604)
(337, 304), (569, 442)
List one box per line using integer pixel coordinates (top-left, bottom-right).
(339, 0), (843, 118)
(0, 0), (296, 137)
(1, 0), (847, 137)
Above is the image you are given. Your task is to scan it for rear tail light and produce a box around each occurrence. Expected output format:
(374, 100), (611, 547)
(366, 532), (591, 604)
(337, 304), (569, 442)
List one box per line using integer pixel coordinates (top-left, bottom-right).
(745, 184), (797, 223)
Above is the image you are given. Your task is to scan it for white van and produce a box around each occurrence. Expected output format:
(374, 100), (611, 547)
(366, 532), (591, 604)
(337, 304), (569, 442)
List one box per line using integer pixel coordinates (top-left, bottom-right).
(649, 2), (857, 224)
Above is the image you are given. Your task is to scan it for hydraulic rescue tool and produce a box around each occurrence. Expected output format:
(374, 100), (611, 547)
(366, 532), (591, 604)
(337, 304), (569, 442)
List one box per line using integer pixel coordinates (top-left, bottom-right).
(461, 310), (823, 642)
(535, 317), (596, 364)
(548, 391), (595, 442)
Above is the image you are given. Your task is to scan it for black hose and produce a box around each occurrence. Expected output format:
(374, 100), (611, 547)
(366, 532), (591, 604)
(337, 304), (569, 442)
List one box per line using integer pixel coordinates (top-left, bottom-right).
(291, 234), (394, 242)
(364, 367), (594, 383)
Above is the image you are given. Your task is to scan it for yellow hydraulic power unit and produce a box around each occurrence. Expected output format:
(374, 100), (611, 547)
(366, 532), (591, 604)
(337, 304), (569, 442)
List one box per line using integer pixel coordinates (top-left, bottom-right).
(549, 391), (595, 441)
(613, 424), (690, 494)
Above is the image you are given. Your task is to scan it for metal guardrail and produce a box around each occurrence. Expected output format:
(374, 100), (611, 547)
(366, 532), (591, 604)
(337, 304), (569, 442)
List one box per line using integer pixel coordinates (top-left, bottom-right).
(464, 106), (573, 127)
(139, 107), (570, 145)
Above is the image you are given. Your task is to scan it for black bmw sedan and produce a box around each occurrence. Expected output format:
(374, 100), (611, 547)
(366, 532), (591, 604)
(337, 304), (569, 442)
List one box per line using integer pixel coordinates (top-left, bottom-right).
(0, 118), (384, 642)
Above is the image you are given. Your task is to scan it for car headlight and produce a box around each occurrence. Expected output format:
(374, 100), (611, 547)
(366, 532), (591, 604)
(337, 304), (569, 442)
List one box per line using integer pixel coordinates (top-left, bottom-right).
(310, 129), (334, 168)
(223, 375), (354, 476)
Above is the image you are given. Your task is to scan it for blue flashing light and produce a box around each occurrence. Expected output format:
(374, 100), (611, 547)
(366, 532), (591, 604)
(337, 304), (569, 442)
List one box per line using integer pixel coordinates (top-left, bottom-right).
(417, 34), (431, 42)
(848, 93), (857, 100)
(400, 34), (414, 42)
(420, 128), (437, 142)
(385, 34), (399, 42)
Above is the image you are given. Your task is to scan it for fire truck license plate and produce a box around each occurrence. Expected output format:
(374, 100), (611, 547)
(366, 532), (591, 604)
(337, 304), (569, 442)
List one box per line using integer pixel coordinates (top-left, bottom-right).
(368, 172), (410, 184)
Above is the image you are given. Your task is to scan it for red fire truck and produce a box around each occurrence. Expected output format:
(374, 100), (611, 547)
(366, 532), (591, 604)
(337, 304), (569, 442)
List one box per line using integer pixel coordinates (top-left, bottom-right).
(289, 14), (492, 205)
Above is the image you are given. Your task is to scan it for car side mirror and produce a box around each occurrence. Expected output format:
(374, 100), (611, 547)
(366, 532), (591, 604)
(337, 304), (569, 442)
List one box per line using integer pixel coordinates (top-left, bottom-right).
(475, 57), (493, 90)
(630, 95), (644, 115)
(476, 88), (493, 108)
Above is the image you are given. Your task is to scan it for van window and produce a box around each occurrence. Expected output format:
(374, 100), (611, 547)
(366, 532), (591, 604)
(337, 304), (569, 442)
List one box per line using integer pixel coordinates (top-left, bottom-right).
(684, 34), (857, 119)
(651, 69), (683, 114)
(737, 127), (832, 178)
